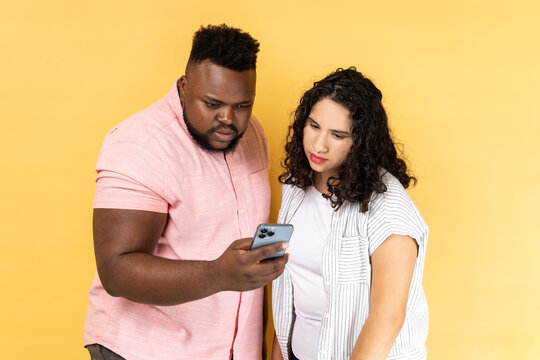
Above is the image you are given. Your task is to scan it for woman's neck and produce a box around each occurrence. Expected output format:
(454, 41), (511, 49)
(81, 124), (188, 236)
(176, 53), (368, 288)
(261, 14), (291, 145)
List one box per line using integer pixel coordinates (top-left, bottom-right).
(313, 172), (334, 195)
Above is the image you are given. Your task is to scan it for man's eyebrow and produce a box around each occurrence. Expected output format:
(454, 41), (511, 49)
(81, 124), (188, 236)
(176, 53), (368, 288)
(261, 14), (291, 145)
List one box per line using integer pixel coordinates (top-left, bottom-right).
(236, 99), (254, 105)
(204, 95), (224, 104)
(204, 95), (253, 105)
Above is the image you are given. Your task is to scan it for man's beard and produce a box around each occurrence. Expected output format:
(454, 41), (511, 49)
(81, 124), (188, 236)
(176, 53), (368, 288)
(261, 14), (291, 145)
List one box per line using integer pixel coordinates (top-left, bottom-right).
(183, 108), (245, 154)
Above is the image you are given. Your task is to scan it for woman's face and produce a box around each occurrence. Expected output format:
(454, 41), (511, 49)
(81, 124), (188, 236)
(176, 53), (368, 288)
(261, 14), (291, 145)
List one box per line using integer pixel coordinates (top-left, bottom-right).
(303, 97), (353, 182)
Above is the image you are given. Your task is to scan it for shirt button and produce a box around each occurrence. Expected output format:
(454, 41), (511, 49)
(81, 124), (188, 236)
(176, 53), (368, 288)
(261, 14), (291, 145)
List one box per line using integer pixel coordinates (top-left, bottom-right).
(239, 209), (244, 214)
(233, 176), (238, 181)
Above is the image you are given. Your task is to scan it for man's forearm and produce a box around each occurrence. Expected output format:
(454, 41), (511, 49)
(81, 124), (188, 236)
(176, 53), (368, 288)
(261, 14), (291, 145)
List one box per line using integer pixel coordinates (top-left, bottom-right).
(100, 252), (222, 306)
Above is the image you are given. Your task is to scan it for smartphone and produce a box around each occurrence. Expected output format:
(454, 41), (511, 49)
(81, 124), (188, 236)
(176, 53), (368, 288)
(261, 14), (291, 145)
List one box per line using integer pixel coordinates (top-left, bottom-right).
(250, 223), (294, 260)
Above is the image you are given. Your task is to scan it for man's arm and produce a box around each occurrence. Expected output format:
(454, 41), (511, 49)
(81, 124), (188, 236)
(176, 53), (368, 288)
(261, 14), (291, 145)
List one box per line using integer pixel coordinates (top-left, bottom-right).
(350, 234), (418, 360)
(93, 208), (288, 306)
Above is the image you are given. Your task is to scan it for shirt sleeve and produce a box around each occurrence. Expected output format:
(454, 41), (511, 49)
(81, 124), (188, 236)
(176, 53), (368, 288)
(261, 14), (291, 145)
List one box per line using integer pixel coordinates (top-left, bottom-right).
(93, 129), (168, 213)
(366, 175), (427, 255)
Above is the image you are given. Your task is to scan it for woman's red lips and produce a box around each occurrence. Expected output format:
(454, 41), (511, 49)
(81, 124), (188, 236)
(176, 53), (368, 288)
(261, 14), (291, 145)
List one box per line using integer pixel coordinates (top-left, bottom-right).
(309, 153), (327, 164)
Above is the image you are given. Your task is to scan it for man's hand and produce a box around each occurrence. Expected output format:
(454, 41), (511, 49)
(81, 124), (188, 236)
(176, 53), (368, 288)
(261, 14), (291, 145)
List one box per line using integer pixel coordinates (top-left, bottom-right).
(214, 237), (289, 292)
(93, 208), (288, 306)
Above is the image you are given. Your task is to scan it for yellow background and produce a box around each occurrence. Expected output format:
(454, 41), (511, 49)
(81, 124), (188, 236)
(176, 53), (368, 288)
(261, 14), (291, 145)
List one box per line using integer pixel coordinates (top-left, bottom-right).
(1, 1), (539, 359)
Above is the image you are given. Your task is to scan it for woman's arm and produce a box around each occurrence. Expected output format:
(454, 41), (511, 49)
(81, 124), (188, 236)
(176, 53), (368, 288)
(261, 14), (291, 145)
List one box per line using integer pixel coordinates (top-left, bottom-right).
(350, 234), (418, 360)
(272, 331), (284, 360)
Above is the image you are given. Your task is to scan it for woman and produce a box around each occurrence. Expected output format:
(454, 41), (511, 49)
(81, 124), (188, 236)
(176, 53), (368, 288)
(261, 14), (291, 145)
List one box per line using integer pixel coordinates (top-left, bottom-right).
(272, 67), (428, 360)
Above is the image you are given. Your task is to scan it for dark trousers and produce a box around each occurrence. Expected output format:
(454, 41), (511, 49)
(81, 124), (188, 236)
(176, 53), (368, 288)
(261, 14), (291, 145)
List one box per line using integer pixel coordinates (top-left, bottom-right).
(87, 344), (238, 359)
(87, 344), (126, 360)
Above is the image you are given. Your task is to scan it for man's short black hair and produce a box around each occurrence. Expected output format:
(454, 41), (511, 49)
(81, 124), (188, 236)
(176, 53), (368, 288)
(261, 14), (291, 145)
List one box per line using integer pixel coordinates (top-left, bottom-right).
(188, 24), (259, 71)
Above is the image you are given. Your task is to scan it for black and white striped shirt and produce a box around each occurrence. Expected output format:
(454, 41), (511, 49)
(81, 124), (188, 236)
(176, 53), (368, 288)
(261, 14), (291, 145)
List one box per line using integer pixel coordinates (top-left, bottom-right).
(272, 172), (429, 360)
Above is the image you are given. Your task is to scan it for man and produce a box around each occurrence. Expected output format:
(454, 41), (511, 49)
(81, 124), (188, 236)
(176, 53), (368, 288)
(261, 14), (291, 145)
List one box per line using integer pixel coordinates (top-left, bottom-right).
(84, 24), (288, 360)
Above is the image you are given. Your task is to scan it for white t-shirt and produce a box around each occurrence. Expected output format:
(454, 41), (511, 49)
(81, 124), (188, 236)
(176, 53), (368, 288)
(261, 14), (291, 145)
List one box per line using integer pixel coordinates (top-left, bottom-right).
(287, 186), (334, 360)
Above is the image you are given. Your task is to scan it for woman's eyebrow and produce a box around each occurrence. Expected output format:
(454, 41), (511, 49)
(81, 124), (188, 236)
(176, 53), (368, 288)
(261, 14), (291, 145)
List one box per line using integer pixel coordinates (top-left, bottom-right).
(308, 117), (351, 135)
(331, 129), (351, 136)
(307, 116), (319, 125)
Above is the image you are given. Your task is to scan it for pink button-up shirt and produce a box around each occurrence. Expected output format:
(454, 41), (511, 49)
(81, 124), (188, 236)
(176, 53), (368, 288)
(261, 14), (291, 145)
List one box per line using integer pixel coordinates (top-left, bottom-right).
(84, 81), (271, 359)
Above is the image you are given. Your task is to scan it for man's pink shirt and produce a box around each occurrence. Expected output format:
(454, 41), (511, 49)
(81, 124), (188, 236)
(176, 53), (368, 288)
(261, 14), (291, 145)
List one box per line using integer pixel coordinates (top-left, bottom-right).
(84, 82), (271, 359)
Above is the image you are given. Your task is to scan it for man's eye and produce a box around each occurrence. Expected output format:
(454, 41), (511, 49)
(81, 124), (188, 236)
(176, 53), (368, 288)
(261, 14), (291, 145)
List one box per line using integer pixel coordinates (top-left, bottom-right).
(236, 103), (251, 109)
(205, 101), (221, 109)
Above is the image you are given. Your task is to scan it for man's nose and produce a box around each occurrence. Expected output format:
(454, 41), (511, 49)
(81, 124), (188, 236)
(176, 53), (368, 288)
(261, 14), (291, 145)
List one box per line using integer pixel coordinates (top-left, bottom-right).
(217, 106), (234, 125)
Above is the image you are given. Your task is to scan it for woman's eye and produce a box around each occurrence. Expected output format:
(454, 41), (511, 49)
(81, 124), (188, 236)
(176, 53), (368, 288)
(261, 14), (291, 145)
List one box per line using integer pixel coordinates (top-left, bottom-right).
(310, 123), (319, 129)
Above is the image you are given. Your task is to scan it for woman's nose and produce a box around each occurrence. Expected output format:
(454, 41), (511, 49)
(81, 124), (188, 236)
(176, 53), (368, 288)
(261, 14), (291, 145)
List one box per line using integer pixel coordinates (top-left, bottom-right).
(314, 133), (328, 153)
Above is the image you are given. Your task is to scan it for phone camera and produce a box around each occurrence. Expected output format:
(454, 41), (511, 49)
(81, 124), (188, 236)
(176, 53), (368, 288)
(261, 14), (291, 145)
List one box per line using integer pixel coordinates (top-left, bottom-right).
(261, 228), (268, 233)
(267, 231), (274, 237)
(258, 234), (266, 238)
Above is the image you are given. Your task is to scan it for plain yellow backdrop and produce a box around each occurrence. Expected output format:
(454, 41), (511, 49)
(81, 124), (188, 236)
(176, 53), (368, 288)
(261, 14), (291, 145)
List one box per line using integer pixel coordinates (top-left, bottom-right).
(1, 1), (539, 359)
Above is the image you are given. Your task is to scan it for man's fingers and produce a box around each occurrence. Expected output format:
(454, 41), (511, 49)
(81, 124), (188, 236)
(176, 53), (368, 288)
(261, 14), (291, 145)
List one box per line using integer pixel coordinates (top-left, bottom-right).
(231, 237), (255, 250)
(222, 239), (289, 290)
(252, 253), (289, 277)
(248, 242), (289, 261)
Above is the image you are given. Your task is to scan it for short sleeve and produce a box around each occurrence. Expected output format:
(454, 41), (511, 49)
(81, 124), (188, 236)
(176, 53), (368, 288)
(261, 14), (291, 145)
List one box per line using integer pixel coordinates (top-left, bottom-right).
(93, 129), (168, 213)
(366, 174), (427, 255)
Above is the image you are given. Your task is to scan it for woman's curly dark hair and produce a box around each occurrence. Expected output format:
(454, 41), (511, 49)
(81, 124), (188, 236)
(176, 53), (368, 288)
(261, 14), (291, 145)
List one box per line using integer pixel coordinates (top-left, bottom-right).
(279, 67), (416, 212)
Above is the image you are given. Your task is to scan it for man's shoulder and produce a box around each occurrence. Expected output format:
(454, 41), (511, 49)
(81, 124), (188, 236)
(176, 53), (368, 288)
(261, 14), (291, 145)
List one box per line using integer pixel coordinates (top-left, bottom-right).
(234, 114), (269, 171)
(244, 114), (266, 144)
(104, 97), (182, 148)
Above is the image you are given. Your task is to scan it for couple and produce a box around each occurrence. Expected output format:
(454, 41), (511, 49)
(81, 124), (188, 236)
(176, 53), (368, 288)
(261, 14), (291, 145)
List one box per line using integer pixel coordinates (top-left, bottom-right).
(84, 24), (428, 360)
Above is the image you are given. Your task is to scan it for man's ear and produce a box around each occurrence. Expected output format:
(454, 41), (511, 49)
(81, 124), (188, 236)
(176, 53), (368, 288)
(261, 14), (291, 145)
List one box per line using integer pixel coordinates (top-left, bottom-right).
(178, 75), (188, 99)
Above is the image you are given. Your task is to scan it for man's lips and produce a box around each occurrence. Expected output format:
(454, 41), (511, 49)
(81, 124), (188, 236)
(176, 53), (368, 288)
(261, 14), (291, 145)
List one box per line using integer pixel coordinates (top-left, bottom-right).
(309, 153), (328, 164)
(212, 126), (237, 141)
(214, 131), (235, 140)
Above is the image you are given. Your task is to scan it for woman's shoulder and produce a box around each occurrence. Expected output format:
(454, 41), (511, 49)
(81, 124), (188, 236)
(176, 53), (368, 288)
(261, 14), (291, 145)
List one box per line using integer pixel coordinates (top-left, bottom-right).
(369, 170), (426, 227)
(374, 170), (412, 205)
(281, 182), (305, 195)
(366, 170), (428, 251)
(278, 183), (308, 223)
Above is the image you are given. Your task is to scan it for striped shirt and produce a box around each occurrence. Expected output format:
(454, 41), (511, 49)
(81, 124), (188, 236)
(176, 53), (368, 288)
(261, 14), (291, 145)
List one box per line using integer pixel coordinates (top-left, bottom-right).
(272, 172), (428, 360)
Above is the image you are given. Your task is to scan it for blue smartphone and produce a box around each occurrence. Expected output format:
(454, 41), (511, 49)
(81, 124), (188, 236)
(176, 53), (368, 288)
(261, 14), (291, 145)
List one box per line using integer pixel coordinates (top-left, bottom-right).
(251, 223), (294, 260)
